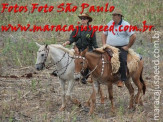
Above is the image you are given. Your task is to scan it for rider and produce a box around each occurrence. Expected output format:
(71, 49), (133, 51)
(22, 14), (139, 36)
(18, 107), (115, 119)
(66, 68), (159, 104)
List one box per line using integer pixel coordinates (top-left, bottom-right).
(101, 8), (136, 87)
(63, 13), (98, 84)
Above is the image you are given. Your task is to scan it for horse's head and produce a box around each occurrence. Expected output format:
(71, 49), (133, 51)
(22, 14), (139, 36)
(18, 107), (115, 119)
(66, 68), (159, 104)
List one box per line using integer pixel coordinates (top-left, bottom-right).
(74, 48), (88, 81)
(35, 42), (49, 70)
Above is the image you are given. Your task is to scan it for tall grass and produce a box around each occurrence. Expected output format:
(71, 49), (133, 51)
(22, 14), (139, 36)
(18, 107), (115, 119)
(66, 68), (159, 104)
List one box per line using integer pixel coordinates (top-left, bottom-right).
(1, 37), (38, 67)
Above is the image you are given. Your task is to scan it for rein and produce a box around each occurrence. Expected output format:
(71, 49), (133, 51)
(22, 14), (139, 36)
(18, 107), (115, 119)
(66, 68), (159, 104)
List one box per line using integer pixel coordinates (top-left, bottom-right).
(85, 54), (102, 77)
(54, 53), (73, 77)
(45, 52), (66, 69)
(37, 46), (74, 76)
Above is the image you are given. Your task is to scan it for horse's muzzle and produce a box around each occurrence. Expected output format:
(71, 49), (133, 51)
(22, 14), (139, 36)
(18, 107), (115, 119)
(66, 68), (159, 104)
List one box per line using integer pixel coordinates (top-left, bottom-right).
(35, 63), (44, 71)
(74, 72), (81, 81)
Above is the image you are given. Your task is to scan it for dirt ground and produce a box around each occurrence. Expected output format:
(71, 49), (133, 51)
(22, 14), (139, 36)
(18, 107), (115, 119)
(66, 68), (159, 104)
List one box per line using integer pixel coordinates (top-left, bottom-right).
(0, 64), (162, 122)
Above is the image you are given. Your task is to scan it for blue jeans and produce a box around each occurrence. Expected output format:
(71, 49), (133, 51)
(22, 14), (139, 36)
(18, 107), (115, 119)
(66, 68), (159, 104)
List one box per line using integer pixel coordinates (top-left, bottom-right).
(119, 48), (128, 81)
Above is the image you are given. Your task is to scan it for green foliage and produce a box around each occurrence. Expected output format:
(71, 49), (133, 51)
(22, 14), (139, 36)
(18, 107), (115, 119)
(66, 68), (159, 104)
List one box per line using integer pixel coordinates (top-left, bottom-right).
(1, 37), (38, 67)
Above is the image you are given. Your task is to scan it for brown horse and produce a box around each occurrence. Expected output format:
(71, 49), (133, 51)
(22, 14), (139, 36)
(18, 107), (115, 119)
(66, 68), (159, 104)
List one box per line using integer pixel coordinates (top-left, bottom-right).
(74, 47), (146, 115)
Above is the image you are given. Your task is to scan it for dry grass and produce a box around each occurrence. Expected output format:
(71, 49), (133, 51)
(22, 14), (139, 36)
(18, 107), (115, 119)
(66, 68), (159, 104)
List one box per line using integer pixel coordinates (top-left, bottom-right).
(0, 30), (163, 122)
(0, 63), (162, 121)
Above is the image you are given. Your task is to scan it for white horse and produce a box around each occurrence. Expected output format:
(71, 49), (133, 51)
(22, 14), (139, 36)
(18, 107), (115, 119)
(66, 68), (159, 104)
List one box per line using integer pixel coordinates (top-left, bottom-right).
(35, 43), (81, 111)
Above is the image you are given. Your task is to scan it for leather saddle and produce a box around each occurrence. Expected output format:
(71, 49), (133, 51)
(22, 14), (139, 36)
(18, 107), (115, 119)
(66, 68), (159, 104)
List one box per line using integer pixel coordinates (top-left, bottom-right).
(94, 48), (113, 61)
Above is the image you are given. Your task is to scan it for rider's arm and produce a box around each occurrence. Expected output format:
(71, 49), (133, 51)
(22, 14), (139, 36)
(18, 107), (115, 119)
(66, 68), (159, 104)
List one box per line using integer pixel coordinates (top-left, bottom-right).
(63, 29), (77, 46)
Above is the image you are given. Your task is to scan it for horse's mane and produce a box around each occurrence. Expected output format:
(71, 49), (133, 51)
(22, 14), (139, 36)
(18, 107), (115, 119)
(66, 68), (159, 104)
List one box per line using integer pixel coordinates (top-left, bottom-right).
(50, 44), (74, 56)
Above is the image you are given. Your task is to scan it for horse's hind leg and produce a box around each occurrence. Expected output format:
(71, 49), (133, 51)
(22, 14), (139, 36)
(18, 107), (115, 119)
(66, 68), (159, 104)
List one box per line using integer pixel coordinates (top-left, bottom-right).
(132, 76), (143, 105)
(124, 78), (134, 109)
(59, 79), (66, 111)
(66, 79), (81, 107)
(132, 61), (144, 105)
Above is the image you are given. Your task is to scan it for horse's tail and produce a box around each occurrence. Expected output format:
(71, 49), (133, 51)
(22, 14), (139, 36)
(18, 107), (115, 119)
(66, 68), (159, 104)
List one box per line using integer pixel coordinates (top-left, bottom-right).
(140, 67), (146, 95)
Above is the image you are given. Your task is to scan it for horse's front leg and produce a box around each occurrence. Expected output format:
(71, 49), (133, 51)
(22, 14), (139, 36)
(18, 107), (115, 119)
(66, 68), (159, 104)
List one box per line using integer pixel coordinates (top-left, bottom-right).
(85, 83), (105, 107)
(85, 84), (93, 107)
(59, 79), (66, 111)
(107, 83), (115, 113)
(98, 84), (106, 104)
(66, 79), (81, 107)
(89, 81), (99, 115)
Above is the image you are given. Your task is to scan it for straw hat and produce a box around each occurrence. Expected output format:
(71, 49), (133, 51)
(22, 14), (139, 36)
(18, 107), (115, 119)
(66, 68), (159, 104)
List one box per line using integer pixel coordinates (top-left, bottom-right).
(112, 8), (124, 17)
(78, 13), (93, 22)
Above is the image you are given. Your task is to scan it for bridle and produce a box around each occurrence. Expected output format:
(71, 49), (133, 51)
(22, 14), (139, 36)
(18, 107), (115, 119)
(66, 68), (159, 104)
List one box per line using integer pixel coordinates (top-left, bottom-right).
(54, 52), (73, 77)
(74, 54), (106, 78)
(36, 47), (49, 67)
(36, 46), (73, 77)
(74, 55), (87, 75)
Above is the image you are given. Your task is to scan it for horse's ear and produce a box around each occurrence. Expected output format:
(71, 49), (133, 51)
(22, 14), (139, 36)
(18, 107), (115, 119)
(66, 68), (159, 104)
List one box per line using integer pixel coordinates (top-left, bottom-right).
(74, 50), (79, 55)
(35, 42), (41, 47)
(45, 44), (48, 48)
(82, 47), (88, 56)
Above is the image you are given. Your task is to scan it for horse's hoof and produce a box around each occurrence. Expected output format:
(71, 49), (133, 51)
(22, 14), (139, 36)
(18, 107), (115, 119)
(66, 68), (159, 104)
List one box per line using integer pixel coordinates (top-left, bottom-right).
(78, 103), (82, 108)
(127, 105), (133, 109)
(101, 100), (104, 104)
(100, 96), (107, 104)
(135, 104), (140, 109)
(127, 106), (135, 111)
(84, 102), (90, 107)
(111, 108), (115, 113)
(139, 101), (143, 106)
(88, 111), (93, 116)
(59, 106), (66, 111)
(135, 101), (138, 104)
